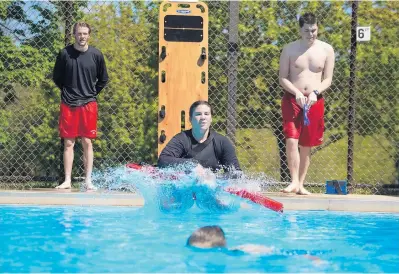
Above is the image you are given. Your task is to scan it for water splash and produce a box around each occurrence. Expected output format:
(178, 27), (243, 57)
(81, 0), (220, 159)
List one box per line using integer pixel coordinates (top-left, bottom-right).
(92, 163), (277, 214)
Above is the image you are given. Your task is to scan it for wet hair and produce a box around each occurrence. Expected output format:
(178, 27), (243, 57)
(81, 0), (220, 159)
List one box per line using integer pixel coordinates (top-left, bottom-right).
(189, 100), (213, 119)
(299, 12), (318, 28)
(187, 225), (226, 248)
(73, 22), (91, 34)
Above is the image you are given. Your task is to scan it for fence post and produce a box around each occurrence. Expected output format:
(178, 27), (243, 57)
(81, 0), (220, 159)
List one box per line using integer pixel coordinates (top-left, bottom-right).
(226, 0), (239, 144)
(347, 0), (358, 185)
(64, 1), (74, 46)
(58, 1), (74, 183)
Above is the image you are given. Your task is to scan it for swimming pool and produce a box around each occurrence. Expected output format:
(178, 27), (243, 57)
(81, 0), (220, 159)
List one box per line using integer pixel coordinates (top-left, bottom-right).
(1, 205), (398, 272)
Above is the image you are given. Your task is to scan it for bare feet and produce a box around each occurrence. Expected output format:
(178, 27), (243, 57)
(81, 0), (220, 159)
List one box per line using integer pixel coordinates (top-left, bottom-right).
(84, 181), (97, 191)
(55, 181), (71, 189)
(282, 183), (299, 193)
(297, 186), (311, 195)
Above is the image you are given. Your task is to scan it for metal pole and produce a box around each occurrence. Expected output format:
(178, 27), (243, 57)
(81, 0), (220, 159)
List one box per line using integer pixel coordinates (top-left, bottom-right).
(226, 0), (239, 144)
(347, 1), (358, 184)
(58, 1), (74, 183)
(64, 1), (74, 46)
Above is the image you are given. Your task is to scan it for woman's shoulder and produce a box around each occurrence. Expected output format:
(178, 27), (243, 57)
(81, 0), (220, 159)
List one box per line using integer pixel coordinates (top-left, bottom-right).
(179, 130), (192, 138)
(212, 130), (232, 143)
(171, 130), (191, 142)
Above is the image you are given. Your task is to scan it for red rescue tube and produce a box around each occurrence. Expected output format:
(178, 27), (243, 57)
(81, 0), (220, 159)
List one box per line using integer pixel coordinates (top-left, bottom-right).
(225, 188), (283, 213)
(126, 163), (283, 213)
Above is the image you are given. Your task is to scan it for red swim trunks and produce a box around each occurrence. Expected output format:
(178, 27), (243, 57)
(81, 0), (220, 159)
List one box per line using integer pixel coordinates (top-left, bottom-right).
(59, 101), (98, 139)
(281, 92), (324, 147)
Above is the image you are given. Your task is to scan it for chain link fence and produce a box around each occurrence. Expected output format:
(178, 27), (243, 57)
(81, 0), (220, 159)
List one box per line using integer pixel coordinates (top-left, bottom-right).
(0, 1), (398, 194)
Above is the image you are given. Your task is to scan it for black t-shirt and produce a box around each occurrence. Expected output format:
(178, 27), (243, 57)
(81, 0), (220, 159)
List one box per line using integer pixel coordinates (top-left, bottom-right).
(158, 129), (241, 173)
(53, 45), (109, 106)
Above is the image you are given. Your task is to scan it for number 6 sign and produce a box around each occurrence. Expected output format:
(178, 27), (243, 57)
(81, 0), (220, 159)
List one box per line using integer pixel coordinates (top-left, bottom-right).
(356, 27), (371, 42)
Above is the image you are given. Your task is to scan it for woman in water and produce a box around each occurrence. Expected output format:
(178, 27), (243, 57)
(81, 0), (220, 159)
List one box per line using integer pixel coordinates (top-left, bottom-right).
(157, 100), (242, 212)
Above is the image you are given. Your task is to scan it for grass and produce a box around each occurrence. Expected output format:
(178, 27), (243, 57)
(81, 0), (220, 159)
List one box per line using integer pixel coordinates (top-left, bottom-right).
(235, 128), (396, 186)
(0, 129), (396, 194)
(0, 181), (80, 190)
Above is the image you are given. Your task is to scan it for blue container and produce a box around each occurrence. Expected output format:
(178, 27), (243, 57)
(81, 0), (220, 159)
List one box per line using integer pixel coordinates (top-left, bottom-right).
(326, 180), (348, 195)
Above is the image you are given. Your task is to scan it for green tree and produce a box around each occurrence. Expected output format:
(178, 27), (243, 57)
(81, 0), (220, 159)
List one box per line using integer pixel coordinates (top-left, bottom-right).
(0, 1), (84, 178)
(208, 1), (397, 185)
(83, 1), (159, 168)
(355, 1), (399, 183)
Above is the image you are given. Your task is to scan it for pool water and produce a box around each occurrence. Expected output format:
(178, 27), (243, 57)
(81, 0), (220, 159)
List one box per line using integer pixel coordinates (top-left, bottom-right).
(1, 205), (398, 272)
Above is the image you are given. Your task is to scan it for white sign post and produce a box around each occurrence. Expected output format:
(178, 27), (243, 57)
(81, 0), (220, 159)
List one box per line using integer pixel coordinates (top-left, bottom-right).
(356, 27), (371, 42)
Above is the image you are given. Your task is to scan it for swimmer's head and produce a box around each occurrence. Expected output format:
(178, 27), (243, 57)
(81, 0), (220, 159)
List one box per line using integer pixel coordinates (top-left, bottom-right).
(187, 225), (226, 248)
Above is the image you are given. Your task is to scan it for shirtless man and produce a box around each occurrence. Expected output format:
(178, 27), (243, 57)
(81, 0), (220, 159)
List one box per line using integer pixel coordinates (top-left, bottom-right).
(279, 13), (335, 195)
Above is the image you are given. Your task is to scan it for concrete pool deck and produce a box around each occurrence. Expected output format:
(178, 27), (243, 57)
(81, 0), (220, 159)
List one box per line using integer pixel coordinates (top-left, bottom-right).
(0, 189), (398, 212)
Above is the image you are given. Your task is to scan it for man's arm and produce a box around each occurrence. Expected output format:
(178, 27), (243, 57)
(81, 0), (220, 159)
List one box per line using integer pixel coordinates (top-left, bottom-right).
(53, 50), (64, 90)
(317, 45), (335, 94)
(95, 52), (109, 95)
(279, 46), (301, 96)
(279, 45), (306, 108)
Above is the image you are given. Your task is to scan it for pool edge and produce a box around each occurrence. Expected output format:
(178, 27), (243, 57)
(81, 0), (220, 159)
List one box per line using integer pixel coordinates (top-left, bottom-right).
(0, 189), (398, 212)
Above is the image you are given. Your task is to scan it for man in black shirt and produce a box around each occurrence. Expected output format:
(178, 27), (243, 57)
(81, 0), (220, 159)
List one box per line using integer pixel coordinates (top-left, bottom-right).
(53, 22), (109, 190)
